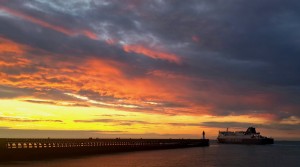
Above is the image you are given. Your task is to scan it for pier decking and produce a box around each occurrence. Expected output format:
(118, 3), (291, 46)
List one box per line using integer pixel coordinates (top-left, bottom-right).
(0, 138), (209, 161)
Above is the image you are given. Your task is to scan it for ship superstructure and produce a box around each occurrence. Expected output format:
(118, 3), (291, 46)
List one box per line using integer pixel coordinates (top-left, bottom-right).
(217, 127), (274, 144)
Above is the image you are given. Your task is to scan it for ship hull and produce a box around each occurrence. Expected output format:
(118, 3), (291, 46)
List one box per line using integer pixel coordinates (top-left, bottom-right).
(217, 138), (274, 145)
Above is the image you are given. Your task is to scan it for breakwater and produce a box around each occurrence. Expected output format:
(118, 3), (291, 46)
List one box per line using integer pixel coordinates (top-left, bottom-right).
(0, 138), (209, 161)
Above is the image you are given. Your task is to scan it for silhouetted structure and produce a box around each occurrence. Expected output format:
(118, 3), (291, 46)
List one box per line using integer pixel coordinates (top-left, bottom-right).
(0, 138), (209, 161)
(217, 127), (274, 144)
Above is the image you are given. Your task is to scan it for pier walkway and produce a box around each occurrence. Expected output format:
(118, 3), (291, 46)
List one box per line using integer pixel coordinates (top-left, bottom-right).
(0, 138), (209, 161)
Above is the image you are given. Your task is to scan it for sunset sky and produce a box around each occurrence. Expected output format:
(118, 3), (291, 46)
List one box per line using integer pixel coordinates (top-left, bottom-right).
(0, 0), (299, 140)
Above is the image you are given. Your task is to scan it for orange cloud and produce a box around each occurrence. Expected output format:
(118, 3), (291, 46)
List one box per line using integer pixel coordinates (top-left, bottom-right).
(1, 38), (282, 118)
(0, 37), (25, 54)
(1, 40), (286, 119)
(4, 39), (278, 117)
(0, 37), (31, 67)
(0, 6), (98, 40)
(123, 45), (181, 64)
(0, 43), (191, 113)
(0, 39), (206, 116)
(74, 59), (178, 101)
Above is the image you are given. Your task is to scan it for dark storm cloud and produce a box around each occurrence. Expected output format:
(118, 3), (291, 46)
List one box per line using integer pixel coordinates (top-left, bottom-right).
(1, 0), (300, 119)
(0, 16), (121, 59)
(130, 0), (300, 86)
(149, 0), (300, 117)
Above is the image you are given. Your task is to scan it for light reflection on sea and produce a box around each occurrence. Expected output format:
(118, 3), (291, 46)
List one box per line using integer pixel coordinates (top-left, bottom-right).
(1, 141), (300, 167)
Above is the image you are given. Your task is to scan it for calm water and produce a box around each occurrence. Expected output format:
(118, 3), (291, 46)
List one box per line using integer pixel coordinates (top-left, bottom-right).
(1, 141), (300, 167)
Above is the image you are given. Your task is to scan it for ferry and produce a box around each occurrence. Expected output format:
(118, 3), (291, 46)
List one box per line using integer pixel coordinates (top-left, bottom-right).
(217, 127), (274, 144)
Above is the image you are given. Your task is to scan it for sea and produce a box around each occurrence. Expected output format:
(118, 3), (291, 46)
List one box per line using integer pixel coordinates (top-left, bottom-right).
(1, 141), (300, 167)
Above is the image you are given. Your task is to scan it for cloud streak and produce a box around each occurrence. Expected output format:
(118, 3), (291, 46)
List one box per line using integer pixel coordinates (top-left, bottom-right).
(74, 118), (156, 126)
(0, 116), (63, 123)
(0, 5), (98, 40)
(74, 118), (207, 128)
(123, 44), (182, 64)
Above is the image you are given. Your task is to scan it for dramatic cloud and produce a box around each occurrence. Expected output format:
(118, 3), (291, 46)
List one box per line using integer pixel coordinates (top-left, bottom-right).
(1, 0), (300, 139)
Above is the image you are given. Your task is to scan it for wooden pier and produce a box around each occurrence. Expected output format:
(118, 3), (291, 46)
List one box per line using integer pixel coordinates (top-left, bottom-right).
(0, 138), (209, 161)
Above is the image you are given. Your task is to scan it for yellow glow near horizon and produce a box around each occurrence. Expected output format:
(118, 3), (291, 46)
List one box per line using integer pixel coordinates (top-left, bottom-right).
(0, 99), (272, 137)
(1, 99), (300, 140)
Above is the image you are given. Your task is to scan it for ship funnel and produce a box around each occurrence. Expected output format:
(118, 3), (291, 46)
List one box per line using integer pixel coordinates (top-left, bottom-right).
(246, 127), (256, 134)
